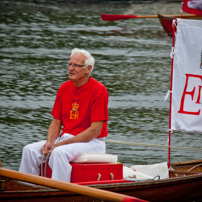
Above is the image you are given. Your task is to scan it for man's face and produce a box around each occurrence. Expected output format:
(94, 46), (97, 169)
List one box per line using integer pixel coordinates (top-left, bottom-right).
(68, 53), (90, 85)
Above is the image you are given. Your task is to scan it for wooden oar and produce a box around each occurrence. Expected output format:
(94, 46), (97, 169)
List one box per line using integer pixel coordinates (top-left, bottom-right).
(101, 13), (202, 21)
(0, 167), (147, 202)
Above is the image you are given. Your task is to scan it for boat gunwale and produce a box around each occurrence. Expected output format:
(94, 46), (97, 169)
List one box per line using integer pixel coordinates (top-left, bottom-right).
(1, 160), (202, 201)
(1, 172), (202, 191)
(1, 173), (202, 201)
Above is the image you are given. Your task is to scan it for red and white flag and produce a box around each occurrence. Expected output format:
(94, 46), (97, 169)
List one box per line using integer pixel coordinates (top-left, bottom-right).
(182, 0), (202, 15)
(171, 19), (202, 132)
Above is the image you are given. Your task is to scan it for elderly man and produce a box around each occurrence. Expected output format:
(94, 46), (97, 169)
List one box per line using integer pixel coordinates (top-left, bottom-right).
(19, 48), (108, 182)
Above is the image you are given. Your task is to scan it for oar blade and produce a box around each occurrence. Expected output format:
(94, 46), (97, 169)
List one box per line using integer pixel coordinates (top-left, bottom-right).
(123, 195), (149, 202)
(101, 14), (137, 21)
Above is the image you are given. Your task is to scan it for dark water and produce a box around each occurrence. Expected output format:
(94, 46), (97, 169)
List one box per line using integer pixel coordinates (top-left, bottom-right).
(0, 1), (201, 171)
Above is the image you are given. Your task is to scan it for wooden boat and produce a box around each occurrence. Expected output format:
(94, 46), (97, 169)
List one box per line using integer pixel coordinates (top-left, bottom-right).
(158, 0), (202, 35)
(101, 0), (202, 36)
(158, 14), (174, 36)
(1, 159), (202, 202)
(158, 13), (202, 36)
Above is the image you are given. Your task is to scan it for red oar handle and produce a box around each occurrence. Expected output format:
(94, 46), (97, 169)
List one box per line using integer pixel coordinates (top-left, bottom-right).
(101, 14), (137, 21)
(101, 13), (202, 21)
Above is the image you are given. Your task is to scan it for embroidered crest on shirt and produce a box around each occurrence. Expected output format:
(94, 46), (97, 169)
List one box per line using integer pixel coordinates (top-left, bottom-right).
(70, 102), (79, 119)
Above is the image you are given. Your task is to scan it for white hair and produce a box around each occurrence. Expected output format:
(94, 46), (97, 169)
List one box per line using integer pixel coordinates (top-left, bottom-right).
(70, 48), (95, 74)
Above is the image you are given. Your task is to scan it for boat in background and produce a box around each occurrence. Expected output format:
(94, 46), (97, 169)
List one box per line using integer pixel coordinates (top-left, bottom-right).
(158, 14), (173, 36)
(158, 13), (202, 36)
(158, 0), (202, 36)
(101, 0), (202, 36)
(1, 159), (202, 202)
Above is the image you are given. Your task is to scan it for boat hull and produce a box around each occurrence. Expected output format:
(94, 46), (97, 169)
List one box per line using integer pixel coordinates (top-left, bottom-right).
(158, 14), (202, 36)
(1, 160), (202, 202)
(158, 14), (174, 36)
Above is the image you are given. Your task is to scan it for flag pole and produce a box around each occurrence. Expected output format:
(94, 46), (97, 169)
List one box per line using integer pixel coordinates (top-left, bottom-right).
(168, 19), (177, 168)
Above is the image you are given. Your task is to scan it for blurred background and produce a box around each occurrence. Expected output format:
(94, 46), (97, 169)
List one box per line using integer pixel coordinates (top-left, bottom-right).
(0, 0), (201, 171)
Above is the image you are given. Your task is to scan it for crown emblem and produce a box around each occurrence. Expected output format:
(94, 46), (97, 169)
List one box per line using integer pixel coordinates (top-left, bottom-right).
(72, 102), (79, 111)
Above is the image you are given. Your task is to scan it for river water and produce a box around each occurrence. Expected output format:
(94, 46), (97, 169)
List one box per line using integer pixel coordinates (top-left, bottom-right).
(0, 1), (201, 171)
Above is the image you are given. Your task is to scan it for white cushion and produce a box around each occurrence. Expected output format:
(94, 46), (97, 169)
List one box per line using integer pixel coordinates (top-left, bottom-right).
(130, 162), (169, 179)
(71, 153), (118, 164)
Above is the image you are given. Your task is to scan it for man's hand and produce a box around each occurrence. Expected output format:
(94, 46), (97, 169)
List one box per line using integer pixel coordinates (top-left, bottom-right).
(41, 118), (62, 155)
(48, 144), (58, 153)
(41, 142), (52, 155)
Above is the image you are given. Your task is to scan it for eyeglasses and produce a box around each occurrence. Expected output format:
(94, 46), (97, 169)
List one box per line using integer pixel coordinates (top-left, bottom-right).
(66, 63), (86, 69)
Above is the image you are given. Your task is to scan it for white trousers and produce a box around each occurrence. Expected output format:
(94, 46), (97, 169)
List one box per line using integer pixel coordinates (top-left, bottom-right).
(19, 133), (106, 182)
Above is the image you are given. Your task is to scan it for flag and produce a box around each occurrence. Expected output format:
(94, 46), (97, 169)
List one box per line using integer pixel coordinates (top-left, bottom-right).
(182, 0), (202, 15)
(171, 19), (202, 132)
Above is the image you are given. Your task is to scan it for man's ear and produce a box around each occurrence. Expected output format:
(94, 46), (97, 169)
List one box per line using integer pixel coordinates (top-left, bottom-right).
(86, 65), (92, 74)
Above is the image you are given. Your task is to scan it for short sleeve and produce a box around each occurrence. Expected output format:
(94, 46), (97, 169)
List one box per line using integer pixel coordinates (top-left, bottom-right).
(91, 88), (108, 123)
(51, 89), (62, 120)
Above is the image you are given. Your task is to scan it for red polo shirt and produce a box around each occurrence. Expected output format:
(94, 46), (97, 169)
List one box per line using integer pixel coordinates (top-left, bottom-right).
(51, 77), (108, 138)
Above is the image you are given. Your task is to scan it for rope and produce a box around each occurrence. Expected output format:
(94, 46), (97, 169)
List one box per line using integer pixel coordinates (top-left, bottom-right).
(105, 139), (202, 152)
(44, 152), (51, 177)
(188, 163), (202, 172)
(40, 153), (45, 177)
(41, 153), (51, 177)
